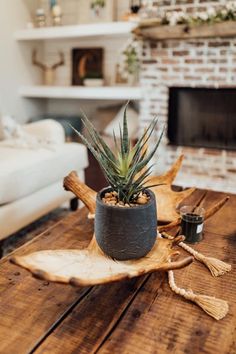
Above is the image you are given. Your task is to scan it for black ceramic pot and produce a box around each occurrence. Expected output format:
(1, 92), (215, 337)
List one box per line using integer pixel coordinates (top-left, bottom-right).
(95, 187), (157, 260)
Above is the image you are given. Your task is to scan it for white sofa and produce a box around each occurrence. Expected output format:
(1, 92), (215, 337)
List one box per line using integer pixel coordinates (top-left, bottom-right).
(0, 119), (88, 241)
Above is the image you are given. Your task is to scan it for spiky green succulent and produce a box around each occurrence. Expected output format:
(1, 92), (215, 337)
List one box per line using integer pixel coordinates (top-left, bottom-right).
(72, 104), (164, 204)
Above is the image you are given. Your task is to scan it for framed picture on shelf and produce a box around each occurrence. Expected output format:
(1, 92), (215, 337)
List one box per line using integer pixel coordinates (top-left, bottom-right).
(72, 47), (104, 86)
(77, 0), (117, 24)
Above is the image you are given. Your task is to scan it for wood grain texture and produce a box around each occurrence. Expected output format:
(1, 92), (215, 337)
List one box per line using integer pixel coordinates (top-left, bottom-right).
(97, 191), (236, 354)
(134, 20), (236, 40)
(0, 209), (93, 354)
(0, 190), (235, 354)
(34, 276), (151, 354)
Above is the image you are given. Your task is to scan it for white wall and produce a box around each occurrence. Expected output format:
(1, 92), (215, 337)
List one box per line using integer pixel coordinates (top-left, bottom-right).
(0, 0), (45, 123)
(0, 0), (130, 123)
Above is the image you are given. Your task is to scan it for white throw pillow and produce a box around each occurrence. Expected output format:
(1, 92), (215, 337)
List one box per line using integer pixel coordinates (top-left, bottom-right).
(0, 115), (54, 150)
(0, 114), (21, 140)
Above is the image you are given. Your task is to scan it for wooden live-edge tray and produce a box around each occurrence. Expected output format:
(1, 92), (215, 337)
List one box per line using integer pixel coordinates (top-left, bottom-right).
(11, 234), (192, 287)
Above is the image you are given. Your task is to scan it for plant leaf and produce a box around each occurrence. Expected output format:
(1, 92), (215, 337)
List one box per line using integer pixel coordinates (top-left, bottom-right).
(122, 102), (129, 154)
(70, 105), (164, 203)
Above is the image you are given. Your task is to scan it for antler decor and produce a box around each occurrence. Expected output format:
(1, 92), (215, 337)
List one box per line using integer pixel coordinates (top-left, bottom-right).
(158, 194), (230, 233)
(63, 171), (96, 218)
(11, 234), (193, 287)
(62, 155), (228, 232)
(11, 157), (198, 285)
(145, 155), (196, 222)
(63, 155), (196, 224)
(32, 49), (65, 85)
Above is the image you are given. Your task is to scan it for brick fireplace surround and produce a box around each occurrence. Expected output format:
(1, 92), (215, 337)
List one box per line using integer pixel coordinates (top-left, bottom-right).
(140, 0), (236, 193)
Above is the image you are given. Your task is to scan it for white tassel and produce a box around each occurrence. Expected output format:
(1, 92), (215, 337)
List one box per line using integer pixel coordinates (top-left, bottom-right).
(179, 241), (232, 277)
(168, 270), (229, 320)
(162, 232), (231, 277)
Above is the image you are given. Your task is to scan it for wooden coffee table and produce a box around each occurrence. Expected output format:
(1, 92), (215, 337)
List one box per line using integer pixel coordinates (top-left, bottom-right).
(0, 189), (235, 354)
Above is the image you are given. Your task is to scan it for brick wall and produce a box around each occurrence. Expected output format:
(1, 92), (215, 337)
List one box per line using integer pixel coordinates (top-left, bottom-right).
(140, 2), (236, 193)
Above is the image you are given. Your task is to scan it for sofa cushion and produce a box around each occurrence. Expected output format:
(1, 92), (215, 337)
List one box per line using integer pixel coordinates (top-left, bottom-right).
(0, 142), (88, 205)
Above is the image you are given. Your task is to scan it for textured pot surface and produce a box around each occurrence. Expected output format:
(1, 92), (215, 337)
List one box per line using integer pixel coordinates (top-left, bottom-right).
(95, 188), (157, 260)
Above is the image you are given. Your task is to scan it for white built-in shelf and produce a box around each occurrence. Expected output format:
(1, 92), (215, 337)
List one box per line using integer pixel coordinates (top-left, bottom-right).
(19, 86), (142, 100)
(14, 22), (137, 41)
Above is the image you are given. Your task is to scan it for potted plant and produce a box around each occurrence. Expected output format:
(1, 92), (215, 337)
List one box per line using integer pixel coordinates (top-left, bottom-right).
(90, 0), (105, 18)
(83, 72), (104, 87)
(72, 105), (164, 260)
(119, 39), (140, 86)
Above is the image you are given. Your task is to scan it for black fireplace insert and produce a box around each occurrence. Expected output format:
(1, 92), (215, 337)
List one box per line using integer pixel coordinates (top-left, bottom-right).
(167, 87), (236, 150)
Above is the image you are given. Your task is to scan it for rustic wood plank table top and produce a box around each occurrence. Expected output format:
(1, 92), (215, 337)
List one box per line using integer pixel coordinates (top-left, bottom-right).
(0, 189), (235, 354)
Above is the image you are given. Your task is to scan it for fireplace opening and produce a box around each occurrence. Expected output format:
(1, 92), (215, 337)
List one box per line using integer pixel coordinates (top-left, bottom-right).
(167, 87), (236, 150)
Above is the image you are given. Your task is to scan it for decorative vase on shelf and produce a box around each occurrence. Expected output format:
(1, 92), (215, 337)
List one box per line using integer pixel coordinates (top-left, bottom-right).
(127, 71), (139, 86)
(83, 78), (104, 87)
(91, 4), (105, 19)
(49, 0), (62, 26)
(91, 6), (104, 19)
(119, 39), (140, 87)
(35, 8), (46, 27)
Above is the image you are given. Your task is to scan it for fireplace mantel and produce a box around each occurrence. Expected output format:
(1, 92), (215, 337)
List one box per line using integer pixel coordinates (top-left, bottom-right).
(134, 20), (236, 41)
(139, 19), (236, 193)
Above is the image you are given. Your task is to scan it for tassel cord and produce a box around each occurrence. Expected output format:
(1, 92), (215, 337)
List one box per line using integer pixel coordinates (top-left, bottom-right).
(168, 270), (229, 320)
(179, 241), (204, 261)
(168, 270), (195, 301)
(161, 232), (231, 277)
(178, 241), (231, 277)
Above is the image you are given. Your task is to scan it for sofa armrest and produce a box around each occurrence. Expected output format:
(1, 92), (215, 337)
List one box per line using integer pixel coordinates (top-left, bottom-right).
(23, 119), (65, 144)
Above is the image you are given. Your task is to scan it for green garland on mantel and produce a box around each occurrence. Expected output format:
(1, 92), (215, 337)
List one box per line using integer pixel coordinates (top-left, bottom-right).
(157, 2), (236, 27)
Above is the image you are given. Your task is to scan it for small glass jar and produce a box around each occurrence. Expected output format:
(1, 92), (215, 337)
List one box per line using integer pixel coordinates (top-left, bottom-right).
(51, 4), (62, 26)
(180, 206), (205, 244)
(35, 8), (46, 27)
